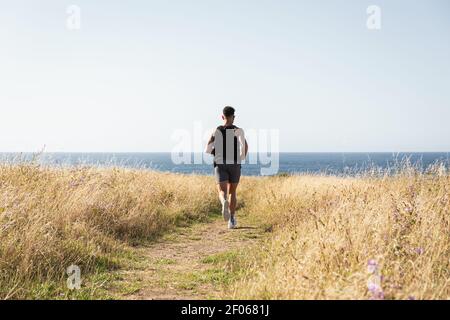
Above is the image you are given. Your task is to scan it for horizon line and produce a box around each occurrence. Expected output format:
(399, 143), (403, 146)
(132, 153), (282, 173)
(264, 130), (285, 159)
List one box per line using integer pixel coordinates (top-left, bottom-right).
(0, 151), (449, 154)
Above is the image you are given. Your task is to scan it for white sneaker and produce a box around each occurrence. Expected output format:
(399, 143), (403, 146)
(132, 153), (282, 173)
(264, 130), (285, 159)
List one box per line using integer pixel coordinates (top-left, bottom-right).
(228, 215), (237, 229)
(222, 199), (230, 221)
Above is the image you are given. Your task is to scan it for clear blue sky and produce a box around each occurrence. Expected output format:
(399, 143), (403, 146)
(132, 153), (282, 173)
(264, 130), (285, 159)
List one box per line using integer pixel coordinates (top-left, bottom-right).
(1, 0), (449, 152)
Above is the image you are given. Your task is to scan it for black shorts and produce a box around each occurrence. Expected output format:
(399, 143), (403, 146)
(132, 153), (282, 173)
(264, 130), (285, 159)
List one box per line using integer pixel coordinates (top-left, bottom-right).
(214, 164), (241, 184)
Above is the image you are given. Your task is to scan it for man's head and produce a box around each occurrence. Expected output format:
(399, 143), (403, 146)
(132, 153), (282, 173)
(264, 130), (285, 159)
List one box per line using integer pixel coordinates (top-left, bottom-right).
(222, 106), (235, 123)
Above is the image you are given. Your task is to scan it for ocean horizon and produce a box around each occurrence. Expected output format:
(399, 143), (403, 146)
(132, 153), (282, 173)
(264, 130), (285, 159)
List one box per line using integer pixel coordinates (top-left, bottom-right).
(1, 152), (448, 176)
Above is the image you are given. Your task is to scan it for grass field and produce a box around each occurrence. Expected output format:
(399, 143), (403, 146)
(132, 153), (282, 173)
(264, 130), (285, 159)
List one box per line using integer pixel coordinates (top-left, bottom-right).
(0, 162), (448, 299)
(0, 163), (216, 299)
(230, 164), (449, 299)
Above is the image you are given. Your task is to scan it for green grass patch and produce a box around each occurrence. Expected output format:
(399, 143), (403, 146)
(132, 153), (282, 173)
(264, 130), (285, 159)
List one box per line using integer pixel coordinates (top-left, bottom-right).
(201, 251), (240, 265)
(154, 258), (176, 265)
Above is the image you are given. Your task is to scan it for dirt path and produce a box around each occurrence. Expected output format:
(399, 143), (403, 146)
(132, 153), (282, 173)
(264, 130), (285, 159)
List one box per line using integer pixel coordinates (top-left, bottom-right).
(111, 214), (266, 300)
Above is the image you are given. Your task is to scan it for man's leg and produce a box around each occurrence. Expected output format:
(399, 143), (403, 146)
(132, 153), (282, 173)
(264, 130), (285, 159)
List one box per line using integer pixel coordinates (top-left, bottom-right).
(216, 182), (228, 204)
(217, 181), (230, 221)
(227, 164), (241, 220)
(215, 165), (231, 221)
(228, 183), (239, 217)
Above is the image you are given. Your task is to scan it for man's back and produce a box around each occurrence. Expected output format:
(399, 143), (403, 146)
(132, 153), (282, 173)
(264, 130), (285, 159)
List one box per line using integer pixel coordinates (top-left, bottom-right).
(213, 125), (242, 166)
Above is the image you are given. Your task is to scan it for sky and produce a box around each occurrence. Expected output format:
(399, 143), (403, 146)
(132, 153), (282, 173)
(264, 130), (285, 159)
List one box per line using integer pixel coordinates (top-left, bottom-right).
(1, 0), (449, 152)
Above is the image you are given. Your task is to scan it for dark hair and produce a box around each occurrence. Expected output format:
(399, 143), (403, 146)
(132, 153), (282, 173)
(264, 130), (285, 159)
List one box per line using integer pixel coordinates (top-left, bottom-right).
(223, 106), (235, 117)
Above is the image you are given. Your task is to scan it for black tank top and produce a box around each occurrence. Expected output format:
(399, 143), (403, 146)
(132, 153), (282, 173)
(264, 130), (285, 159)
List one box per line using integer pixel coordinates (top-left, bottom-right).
(213, 125), (239, 167)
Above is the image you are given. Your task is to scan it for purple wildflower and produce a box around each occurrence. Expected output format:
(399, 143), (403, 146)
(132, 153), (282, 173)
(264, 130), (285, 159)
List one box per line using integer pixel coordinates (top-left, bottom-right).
(367, 259), (384, 300)
(367, 259), (378, 273)
(367, 279), (384, 300)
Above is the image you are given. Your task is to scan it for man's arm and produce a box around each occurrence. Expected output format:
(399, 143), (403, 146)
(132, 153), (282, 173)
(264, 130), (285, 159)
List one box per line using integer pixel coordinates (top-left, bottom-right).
(204, 132), (215, 154)
(244, 139), (248, 157)
(235, 128), (247, 160)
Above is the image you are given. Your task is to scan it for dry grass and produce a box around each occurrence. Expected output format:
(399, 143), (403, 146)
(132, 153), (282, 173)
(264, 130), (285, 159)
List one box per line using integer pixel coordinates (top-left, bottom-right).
(1, 162), (449, 300)
(0, 163), (216, 299)
(227, 164), (450, 299)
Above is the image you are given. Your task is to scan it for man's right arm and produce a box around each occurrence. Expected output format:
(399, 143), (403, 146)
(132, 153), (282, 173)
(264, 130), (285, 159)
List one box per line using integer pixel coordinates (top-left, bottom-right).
(244, 139), (248, 157)
(204, 131), (215, 154)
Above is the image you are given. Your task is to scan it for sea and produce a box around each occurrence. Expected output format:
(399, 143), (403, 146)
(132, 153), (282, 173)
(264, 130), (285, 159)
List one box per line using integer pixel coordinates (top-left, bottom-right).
(0, 152), (448, 176)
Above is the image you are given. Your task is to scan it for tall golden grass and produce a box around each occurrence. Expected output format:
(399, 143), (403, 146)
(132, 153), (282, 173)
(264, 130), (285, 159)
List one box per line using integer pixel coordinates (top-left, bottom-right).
(0, 163), (216, 299)
(1, 162), (448, 299)
(230, 164), (450, 299)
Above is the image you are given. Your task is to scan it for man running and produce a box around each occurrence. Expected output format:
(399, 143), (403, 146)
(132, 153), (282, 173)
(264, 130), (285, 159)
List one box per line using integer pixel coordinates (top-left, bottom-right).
(205, 106), (248, 229)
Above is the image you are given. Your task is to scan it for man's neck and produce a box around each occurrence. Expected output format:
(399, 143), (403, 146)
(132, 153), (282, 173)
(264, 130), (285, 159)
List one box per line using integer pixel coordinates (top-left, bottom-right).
(223, 121), (233, 127)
